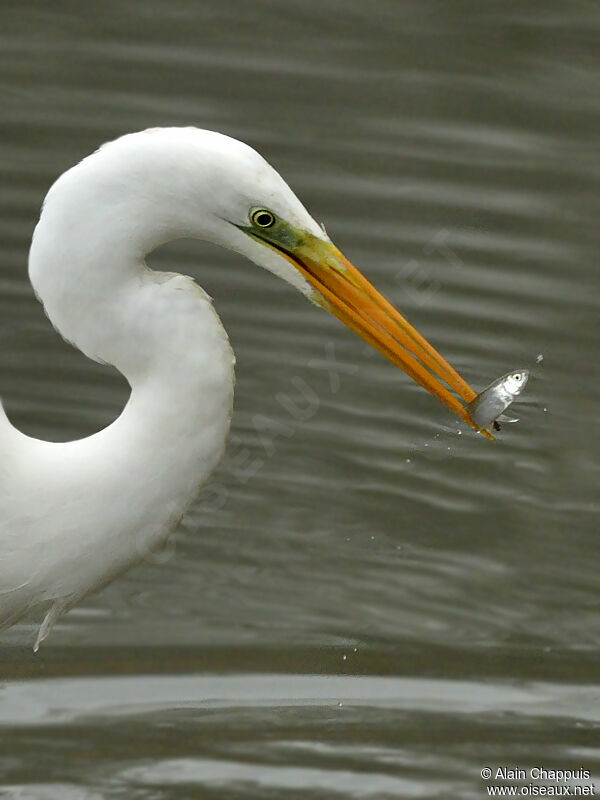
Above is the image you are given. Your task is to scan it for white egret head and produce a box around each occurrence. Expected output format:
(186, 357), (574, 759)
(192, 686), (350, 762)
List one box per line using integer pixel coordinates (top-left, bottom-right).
(30, 127), (479, 427)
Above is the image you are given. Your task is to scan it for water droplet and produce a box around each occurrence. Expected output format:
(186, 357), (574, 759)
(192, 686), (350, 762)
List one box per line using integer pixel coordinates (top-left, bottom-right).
(536, 353), (544, 363)
(342, 654), (347, 661)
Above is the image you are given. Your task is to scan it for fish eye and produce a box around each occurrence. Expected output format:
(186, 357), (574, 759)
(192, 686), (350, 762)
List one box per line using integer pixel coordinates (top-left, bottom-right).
(250, 208), (276, 228)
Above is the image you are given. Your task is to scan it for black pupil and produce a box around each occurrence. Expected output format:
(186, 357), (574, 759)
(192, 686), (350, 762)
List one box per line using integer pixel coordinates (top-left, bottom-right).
(255, 212), (273, 227)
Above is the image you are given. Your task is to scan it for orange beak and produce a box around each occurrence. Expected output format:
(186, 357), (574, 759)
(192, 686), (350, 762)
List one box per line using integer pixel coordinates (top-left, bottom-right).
(287, 235), (481, 431)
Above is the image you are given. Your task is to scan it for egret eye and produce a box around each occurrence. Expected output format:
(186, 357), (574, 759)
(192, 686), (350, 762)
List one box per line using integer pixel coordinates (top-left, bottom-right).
(250, 208), (276, 228)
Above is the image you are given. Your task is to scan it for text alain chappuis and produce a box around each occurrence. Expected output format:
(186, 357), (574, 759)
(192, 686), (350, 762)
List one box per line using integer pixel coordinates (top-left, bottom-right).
(480, 768), (595, 797)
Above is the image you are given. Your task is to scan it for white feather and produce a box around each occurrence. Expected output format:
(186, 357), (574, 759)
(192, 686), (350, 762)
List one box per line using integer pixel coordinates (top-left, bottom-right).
(1, 127), (326, 647)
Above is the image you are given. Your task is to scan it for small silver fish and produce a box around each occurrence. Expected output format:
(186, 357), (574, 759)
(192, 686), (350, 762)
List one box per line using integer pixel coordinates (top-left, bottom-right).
(466, 370), (529, 432)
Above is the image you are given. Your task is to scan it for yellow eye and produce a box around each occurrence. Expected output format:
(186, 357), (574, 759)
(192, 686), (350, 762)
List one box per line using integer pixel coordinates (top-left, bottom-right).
(250, 208), (276, 228)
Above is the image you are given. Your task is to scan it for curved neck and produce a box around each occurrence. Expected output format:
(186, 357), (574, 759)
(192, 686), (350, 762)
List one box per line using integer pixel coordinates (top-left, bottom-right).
(28, 158), (189, 372)
(26, 222), (236, 494)
(26, 137), (236, 453)
(28, 200), (235, 406)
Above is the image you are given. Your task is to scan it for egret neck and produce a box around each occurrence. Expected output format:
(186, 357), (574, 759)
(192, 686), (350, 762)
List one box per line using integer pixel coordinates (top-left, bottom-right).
(0, 127), (478, 651)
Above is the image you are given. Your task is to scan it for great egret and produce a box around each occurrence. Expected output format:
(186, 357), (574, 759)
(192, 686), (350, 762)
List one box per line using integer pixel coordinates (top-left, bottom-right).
(0, 128), (478, 650)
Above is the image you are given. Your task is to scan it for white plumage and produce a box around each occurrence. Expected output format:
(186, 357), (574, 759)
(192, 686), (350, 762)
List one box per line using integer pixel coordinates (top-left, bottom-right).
(1, 128), (325, 649)
(0, 127), (479, 650)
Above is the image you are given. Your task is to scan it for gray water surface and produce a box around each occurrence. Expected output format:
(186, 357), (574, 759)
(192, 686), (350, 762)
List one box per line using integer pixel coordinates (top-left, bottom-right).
(1, 1), (599, 797)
